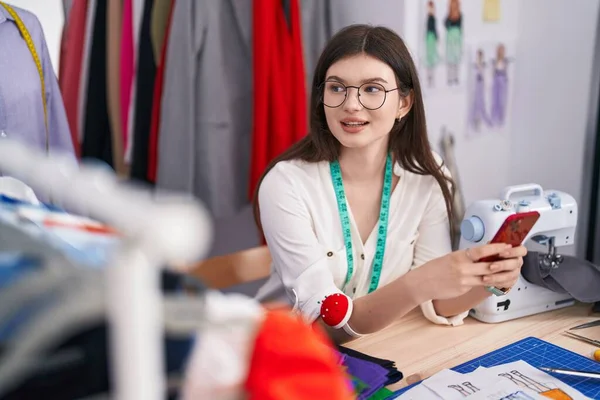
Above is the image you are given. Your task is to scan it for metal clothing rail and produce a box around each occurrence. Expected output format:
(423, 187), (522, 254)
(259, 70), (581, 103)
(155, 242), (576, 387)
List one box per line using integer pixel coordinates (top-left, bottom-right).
(0, 140), (213, 400)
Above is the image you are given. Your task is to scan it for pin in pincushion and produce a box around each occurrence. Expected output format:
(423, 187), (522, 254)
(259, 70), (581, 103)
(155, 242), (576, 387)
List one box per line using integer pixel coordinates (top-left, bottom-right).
(320, 293), (353, 329)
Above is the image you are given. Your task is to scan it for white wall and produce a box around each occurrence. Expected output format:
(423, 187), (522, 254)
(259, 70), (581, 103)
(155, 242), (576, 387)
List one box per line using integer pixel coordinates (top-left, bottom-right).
(4, 0), (64, 73)
(510, 0), (600, 257)
(404, 0), (522, 205)
(403, 0), (600, 256)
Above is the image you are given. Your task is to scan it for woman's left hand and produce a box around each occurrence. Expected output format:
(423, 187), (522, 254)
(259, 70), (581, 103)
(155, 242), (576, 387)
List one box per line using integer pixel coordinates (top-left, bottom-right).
(481, 245), (528, 290)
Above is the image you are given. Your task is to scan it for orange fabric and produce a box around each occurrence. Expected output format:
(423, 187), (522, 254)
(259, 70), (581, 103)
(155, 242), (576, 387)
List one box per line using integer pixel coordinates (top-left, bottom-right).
(244, 310), (354, 400)
(248, 0), (307, 199)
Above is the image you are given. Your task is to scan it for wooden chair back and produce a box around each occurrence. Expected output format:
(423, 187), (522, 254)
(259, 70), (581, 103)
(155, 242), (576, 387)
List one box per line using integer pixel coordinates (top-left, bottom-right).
(185, 245), (272, 289)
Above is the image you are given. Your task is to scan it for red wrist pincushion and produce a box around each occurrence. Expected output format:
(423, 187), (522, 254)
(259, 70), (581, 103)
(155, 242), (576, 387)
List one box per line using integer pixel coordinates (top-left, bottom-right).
(320, 293), (353, 329)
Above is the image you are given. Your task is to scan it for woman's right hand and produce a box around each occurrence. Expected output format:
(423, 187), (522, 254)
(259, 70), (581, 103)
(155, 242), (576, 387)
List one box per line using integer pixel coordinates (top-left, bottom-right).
(417, 243), (513, 301)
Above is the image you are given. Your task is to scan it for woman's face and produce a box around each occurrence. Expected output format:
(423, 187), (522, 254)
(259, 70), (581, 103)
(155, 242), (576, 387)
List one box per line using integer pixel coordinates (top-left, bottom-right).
(322, 54), (408, 150)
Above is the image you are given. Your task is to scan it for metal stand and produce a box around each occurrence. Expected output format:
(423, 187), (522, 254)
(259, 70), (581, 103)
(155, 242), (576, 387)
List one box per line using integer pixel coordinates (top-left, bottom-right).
(0, 140), (213, 400)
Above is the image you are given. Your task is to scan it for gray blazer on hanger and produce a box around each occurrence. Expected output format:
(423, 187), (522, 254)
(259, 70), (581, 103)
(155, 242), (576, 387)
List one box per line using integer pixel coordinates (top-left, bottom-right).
(157, 0), (403, 219)
(156, 0), (252, 219)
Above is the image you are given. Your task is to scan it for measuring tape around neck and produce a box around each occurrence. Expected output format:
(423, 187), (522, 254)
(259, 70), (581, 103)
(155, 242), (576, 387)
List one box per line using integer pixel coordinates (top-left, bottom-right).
(330, 153), (393, 293)
(0, 2), (49, 153)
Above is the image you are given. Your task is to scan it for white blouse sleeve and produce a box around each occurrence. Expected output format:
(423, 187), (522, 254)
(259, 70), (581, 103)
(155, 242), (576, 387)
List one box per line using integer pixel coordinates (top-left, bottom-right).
(258, 163), (343, 323)
(411, 166), (469, 326)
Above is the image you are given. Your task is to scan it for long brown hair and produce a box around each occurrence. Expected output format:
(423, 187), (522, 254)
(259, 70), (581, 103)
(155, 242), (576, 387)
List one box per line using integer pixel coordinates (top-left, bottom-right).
(252, 24), (455, 236)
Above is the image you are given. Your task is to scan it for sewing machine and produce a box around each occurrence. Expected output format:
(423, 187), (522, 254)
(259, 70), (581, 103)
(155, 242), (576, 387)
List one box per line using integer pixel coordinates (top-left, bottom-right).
(459, 184), (578, 323)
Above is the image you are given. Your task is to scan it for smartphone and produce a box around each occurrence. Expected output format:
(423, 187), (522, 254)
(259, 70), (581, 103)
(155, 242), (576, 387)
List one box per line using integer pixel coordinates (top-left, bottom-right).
(479, 211), (540, 295)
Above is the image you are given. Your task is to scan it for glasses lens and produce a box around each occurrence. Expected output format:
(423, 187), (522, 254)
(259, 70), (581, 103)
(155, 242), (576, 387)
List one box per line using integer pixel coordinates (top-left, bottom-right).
(322, 82), (388, 109)
(323, 81), (347, 108)
(358, 83), (386, 110)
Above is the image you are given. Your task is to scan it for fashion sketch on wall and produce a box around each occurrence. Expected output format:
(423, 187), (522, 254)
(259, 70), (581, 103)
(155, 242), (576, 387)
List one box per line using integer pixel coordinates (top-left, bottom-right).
(445, 0), (463, 85)
(466, 41), (515, 139)
(420, 0), (466, 93)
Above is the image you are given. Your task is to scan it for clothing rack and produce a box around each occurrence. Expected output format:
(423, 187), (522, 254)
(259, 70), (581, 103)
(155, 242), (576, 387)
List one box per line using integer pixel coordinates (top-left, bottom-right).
(0, 139), (213, 400)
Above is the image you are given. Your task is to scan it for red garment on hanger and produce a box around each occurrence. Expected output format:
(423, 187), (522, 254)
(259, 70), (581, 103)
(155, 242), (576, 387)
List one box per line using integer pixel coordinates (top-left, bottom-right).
(248, 0), (307, 199)
(147, 0), (176, 182)
(244, 310), (354, 400)
(58, 0), (88, 158)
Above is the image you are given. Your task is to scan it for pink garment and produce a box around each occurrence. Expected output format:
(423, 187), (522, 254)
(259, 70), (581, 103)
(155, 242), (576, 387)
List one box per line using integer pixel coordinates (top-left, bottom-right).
(58, 0), (88, 158)
(120, 0), (134, 150)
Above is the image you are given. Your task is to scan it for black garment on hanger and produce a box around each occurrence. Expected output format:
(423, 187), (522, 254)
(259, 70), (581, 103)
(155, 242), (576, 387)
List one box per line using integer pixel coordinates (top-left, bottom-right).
(80, 1), (114, 168)
(1, 270), (197, 400)
(281, 0), (290, 30)
(445, 14), (462, 30)
(130, 0), (158, 184)
(427, 15), (437, 38)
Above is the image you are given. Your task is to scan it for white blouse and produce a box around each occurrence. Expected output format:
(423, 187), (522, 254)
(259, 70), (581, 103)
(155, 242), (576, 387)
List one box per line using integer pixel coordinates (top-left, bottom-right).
(254, 152), (469, 327)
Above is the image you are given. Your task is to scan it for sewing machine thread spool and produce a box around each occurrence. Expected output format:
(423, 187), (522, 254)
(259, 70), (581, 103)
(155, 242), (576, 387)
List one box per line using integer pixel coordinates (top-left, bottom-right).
(494, 200), (513, 212)
(517, 200), (531, 213)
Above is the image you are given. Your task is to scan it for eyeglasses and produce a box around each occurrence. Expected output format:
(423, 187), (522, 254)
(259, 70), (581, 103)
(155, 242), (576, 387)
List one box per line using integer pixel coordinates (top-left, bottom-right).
(321, 81), (399, 110)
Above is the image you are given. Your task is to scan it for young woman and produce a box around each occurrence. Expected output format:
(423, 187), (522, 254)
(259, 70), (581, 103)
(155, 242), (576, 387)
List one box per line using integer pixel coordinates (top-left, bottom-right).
(253, 25), (526, 344)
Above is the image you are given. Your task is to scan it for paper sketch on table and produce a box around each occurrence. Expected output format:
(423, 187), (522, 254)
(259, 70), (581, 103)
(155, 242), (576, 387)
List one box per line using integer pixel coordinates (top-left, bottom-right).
(419, 0), (466, 93)
(396, 380), (544, 400)
(420, 367), (502, 399)
(466, 40), (515, 139)
(396, 360), (589, 400)
(484, 361), (589, 399)
(467, 380), (546, 399)
(394, 382), (443, 399)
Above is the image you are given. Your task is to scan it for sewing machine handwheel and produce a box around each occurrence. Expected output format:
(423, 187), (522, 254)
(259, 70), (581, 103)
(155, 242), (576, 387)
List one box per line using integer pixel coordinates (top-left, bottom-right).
(501, 184), (544, 202)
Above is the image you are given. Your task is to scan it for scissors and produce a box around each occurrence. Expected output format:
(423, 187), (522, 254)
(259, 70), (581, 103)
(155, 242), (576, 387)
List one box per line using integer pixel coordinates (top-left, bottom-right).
(570, 319), (600, 330)
(564, 331), (600, 347)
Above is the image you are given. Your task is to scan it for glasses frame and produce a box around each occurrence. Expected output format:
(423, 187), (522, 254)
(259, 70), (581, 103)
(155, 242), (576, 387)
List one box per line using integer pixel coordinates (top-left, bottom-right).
(320, 81), (400, 111)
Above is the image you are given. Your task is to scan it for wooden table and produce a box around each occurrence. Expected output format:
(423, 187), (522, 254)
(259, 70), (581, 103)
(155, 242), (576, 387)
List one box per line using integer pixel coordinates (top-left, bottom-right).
(346, 303), (600, 391)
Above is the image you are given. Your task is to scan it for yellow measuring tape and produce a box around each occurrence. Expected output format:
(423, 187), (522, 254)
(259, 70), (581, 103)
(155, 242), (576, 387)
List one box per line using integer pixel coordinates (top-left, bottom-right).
(0, 2), (49, 153)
